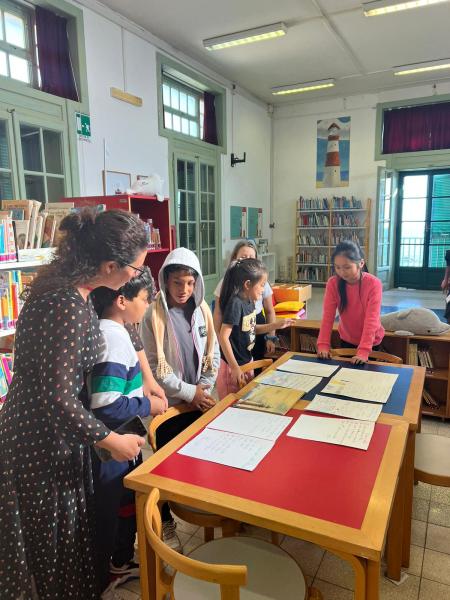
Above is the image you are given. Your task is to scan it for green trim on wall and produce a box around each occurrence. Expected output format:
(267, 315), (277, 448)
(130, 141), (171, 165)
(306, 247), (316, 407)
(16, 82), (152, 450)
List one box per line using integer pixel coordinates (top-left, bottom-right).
(375, 94), (450, 169)
(156, 53), (227, 154)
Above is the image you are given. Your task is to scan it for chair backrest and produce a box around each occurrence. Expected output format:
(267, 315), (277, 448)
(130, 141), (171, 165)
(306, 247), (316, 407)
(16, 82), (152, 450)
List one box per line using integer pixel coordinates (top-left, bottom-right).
(148, 404), (198, 452)
(240, 359), (273, 376)
(144, 488), (247, 600)
(330, 348), (403, 364)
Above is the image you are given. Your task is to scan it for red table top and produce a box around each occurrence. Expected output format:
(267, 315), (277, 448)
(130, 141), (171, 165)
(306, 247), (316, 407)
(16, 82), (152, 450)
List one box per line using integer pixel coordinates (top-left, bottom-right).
(151, 409), (391, 529)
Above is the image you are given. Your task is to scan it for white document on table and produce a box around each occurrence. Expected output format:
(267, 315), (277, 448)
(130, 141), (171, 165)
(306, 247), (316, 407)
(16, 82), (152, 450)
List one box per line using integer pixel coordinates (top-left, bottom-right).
(321, 367), (398, 404)
(287, 414), (375, 450)
(277, 358), (339, 378)
(307, 394), (383, 422)
(178, 428), (274, 471)
(256, 370), (322, 393)
(207, 407), (292, 442)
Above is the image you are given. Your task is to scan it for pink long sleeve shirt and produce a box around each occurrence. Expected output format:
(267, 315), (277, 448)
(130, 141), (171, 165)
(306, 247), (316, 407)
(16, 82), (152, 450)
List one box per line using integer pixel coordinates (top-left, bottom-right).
(317, 273), (385, 361)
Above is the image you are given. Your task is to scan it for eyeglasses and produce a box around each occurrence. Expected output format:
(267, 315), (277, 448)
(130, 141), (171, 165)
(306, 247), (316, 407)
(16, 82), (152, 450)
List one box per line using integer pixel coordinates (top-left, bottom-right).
(125, 263), (146, 276)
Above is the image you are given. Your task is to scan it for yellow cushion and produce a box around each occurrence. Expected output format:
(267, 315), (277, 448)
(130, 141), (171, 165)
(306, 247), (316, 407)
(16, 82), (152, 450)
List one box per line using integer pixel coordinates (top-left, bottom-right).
(274, 301), (304, 313)
(276, 312), (301, 319)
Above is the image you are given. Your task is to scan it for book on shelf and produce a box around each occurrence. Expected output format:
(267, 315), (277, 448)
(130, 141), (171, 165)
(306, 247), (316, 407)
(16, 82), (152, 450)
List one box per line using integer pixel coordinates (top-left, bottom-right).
(0, 270), (23, 329)
(0, 352), (14, 410)
(298, 333), (318, 353)
(409, 343), (434, 369)
(422, 388), (440, 410)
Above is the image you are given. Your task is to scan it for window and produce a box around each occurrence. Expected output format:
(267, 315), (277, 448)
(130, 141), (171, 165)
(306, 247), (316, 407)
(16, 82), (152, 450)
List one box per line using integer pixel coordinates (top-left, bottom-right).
(378, 172), (392, 268)
(0, 119), (13, 199)
(162, 76), (204, 140)
(0, 1), (36, 85)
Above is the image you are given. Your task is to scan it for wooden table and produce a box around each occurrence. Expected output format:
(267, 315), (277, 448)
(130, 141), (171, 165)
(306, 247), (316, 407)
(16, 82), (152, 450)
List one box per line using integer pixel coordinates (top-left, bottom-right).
(126, 354), (411, 600)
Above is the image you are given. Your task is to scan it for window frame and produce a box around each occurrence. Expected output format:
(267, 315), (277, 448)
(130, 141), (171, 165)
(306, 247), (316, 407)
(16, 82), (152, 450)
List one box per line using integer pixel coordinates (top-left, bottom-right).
(0, 0), (37, 87)
(162, 75), (204, 140)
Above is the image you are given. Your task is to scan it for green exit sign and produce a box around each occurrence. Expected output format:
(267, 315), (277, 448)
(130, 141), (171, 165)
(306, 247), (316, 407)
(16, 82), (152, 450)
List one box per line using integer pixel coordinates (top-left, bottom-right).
(76, 112), (91, 138)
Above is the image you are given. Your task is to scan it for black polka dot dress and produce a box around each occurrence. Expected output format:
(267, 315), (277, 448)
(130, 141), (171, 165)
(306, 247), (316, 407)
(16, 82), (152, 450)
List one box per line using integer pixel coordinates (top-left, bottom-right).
(0, 288), (111, 600)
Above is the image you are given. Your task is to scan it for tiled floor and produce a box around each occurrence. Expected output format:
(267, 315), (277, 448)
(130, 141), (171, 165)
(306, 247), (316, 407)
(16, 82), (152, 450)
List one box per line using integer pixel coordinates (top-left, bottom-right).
(120, 416), (450, 600)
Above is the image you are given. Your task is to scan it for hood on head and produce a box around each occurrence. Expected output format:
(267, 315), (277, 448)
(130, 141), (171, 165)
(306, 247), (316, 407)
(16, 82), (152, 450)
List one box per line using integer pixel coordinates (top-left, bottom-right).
(158, 247), (204, 309)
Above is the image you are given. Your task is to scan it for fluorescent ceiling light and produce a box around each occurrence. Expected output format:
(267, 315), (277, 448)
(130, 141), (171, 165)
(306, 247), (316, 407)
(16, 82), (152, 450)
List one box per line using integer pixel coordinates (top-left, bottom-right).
(203, 23), (287, 51)
(393, 58), (450, 75)
(271, 79), (335, 96)
(363, 0), (448, 17)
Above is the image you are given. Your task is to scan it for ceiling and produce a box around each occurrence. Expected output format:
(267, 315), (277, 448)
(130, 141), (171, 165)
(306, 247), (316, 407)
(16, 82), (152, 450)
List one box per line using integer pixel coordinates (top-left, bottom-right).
(98, 0), (450, 104)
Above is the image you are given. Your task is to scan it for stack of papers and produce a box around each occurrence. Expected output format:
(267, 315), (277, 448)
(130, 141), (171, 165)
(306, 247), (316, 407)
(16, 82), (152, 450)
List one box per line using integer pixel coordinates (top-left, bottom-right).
(321, 368), (398, 404)
(288, 414), (375, 450)
(256, 370), (322, 394)
(234, 384), (302, 415)
(277, 358), (339, 378)
(178, 408), (292, 471)
(307, 394), (382, 422)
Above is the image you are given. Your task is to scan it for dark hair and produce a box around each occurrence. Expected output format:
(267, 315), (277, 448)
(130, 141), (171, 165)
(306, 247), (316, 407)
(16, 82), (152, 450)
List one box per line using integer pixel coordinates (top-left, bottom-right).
(163, 264), (198, 281)
(331, 240), (368, 312)
(90, 266), (155, 318)
(229, 240), (258, 263)
(25, 208), (148, 299)
(219, 258), (267, 311)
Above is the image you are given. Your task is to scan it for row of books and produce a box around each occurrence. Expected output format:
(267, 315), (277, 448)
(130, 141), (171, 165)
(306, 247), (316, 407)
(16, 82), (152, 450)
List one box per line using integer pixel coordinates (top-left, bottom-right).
(296, 251), (328, 264)
(330, 233), (364, 246)
(296, 266), (328, 282)
(331, 214), (363, 227)
(298, 333), (318, 353)
(297, 234), (328, 245)
(422, 388), (440, 410)
(297, 214), (330, 227)
(408, 343), (434, 369)
(0, 352), (13, 409)
(297, 196), (364, 210)
(0, 270), (25, 329)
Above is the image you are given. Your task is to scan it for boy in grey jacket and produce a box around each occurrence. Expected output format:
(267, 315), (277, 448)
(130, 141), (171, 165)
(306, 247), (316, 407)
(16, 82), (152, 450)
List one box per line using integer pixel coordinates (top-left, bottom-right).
(140, 247), (219, 550)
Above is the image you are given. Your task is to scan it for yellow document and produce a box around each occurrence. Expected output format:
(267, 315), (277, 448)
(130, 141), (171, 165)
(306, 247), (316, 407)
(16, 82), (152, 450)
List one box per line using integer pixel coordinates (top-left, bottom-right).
(235, 384), (303, 415)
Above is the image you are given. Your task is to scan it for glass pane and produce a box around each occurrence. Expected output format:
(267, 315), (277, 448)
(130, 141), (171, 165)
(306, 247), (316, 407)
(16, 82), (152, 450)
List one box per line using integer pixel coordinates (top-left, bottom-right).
(170, 87), (179, 110)
(201, 222), (208, 248)
(186, 162), (195, 191)
(179, 222), (187, 248)
(162, 84), (171, 106)
(401, 197), (426, 221)
(178, 191), (186, 221)
(208, 195), (215, 221)
(382, 221), (389, 244)
(0, 15), (3, 41)
(164, 110), (172, 130)
(20, 124), (42, 171)
(0, 50), (7, 76)
(9, 55), (29, 83)
(172, 114), (181, 132)
(0, 172), (13, 200)
(0, 121), (10, 169)
(201, 249), (209, 276)
(200, 193), (208, 220)
(377, 245), (383, 267)
(432, 173), (450, 197)
(399, 242), (423, 268)
(210, 248), (216, 275)
(385, 175), (392, 198)
(24, 174), (45, 202)
(200, 164), (207, 192)
(383, 244), (389, 266)
(187, 192), (196, 220)
(187, 96), (196, 117)
(188, 223), (196, 250)
(5, 12), (26, 49)
(43, 130), (63, 174)
(208, 166), (215, 192)
(177, 160), (186, 190)
(403, 174), (428, 198)
(181, 118), (189, 135)
(385, 198), (390, 219)
(208, 222), (215, 247)
(189, 121), (198, 138)
(431, 196), (450, 221)
(179, 92), (187, 114)
(46, 177), (65, 202)
(428, 245), (450, 268)
(430, 221), (450, 245)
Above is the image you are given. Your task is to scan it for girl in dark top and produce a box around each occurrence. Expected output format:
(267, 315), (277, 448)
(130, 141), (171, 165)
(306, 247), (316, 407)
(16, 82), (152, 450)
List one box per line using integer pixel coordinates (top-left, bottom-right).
(0, 208), (150, 600)
(217, 258), (293, 399)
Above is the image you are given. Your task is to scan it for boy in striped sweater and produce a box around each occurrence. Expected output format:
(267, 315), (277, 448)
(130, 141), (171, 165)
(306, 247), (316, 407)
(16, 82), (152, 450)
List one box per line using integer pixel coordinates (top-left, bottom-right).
(89, 268), (167, 596)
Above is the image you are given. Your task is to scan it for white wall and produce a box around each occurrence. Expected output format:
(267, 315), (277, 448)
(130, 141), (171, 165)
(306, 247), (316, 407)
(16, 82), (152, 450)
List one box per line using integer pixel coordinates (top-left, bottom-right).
(77, 5), (271, 275)
(272, 82), (450, 276)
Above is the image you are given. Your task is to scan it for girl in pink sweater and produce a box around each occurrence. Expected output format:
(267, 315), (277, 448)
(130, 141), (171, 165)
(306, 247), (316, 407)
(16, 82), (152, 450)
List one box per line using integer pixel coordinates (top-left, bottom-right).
(317, 241), (384, 365)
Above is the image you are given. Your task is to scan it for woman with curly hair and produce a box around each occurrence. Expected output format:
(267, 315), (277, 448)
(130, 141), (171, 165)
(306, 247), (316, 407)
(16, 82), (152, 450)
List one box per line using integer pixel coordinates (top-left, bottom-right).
(0, 208), (151, 600)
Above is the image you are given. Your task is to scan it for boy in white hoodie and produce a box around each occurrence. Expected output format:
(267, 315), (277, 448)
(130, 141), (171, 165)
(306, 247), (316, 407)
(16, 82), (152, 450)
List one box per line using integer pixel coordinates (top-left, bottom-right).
(140, 247), (220, 550)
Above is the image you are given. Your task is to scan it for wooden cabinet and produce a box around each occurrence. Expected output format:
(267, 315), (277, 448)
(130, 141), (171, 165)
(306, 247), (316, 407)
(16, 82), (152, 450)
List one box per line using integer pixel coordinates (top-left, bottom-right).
(290, 320), (450, 419)
(62, 194), (173, 281)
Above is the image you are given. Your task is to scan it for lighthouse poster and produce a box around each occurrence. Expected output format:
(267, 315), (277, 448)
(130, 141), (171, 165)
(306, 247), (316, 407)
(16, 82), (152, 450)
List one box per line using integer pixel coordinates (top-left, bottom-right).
(316, 116), (350, 188)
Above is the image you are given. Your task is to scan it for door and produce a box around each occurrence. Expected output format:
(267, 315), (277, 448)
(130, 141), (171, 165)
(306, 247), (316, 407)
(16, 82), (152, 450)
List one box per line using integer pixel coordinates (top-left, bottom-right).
(395, 170), (450, 289)
(172, 145), (221, 301)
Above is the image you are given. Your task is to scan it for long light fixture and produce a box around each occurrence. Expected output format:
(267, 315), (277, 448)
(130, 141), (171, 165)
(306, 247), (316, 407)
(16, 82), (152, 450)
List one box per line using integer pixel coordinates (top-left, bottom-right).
(393, 58), (450, 75)
(271, 79), (335, 96)
(203, 22), (287, 51)
(363, 0), (448, 17)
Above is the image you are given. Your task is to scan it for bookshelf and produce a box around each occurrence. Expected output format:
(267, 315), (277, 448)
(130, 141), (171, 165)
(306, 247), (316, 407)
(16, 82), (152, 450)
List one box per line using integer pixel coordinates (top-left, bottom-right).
(62, 195), (174, 280)
(294, 196), (371, 285)
(290, 320), (450, 419)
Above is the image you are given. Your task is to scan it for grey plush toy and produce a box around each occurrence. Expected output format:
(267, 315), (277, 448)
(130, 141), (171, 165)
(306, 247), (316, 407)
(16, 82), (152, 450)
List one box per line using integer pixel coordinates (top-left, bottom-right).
(380, 308), (450, 336)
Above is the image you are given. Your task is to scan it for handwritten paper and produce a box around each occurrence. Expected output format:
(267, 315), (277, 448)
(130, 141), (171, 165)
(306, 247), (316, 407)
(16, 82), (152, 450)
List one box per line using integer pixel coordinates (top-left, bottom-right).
(235, 384), (302, 415)
(256, 370), (322, 393)
(287, 414), (375, 450)
(277, 358), (339, 378)
(207, 407), (292, 441)
(307, 394), (383, 422)
(178, 428), (274, 471)
(320, 368), (398, 404)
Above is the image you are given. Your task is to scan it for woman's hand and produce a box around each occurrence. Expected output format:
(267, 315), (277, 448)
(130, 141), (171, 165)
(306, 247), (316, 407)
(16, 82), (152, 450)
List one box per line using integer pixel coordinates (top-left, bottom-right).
(231, 366), (246, 389)
(274, 318), (296, 330)
(191, 384), (216, 411)
(97, 431), (145, 462)
(317, 350), (331, 360)
(350, 355), (367, 365)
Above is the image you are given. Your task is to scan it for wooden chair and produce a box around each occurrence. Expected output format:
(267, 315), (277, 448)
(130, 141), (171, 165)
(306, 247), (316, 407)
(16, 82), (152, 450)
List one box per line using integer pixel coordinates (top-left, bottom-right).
(144, 488), (321, 600)
(414, 434), (450, 487)
(330, 348), (403, 364)
(149, 404), (239, 542)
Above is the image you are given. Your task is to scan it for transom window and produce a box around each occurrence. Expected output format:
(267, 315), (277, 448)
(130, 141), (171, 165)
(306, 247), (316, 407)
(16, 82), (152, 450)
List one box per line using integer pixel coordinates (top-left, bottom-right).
(0, 1), (36, 85)
(162, 76), (204, 140)
(378, 172), (392, 268)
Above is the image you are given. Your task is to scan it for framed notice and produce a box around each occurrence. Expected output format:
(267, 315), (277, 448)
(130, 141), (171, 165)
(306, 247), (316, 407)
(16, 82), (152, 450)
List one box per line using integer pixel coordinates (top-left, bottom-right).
(230, 206), (247, 239)
(248, 207), (263, 238)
